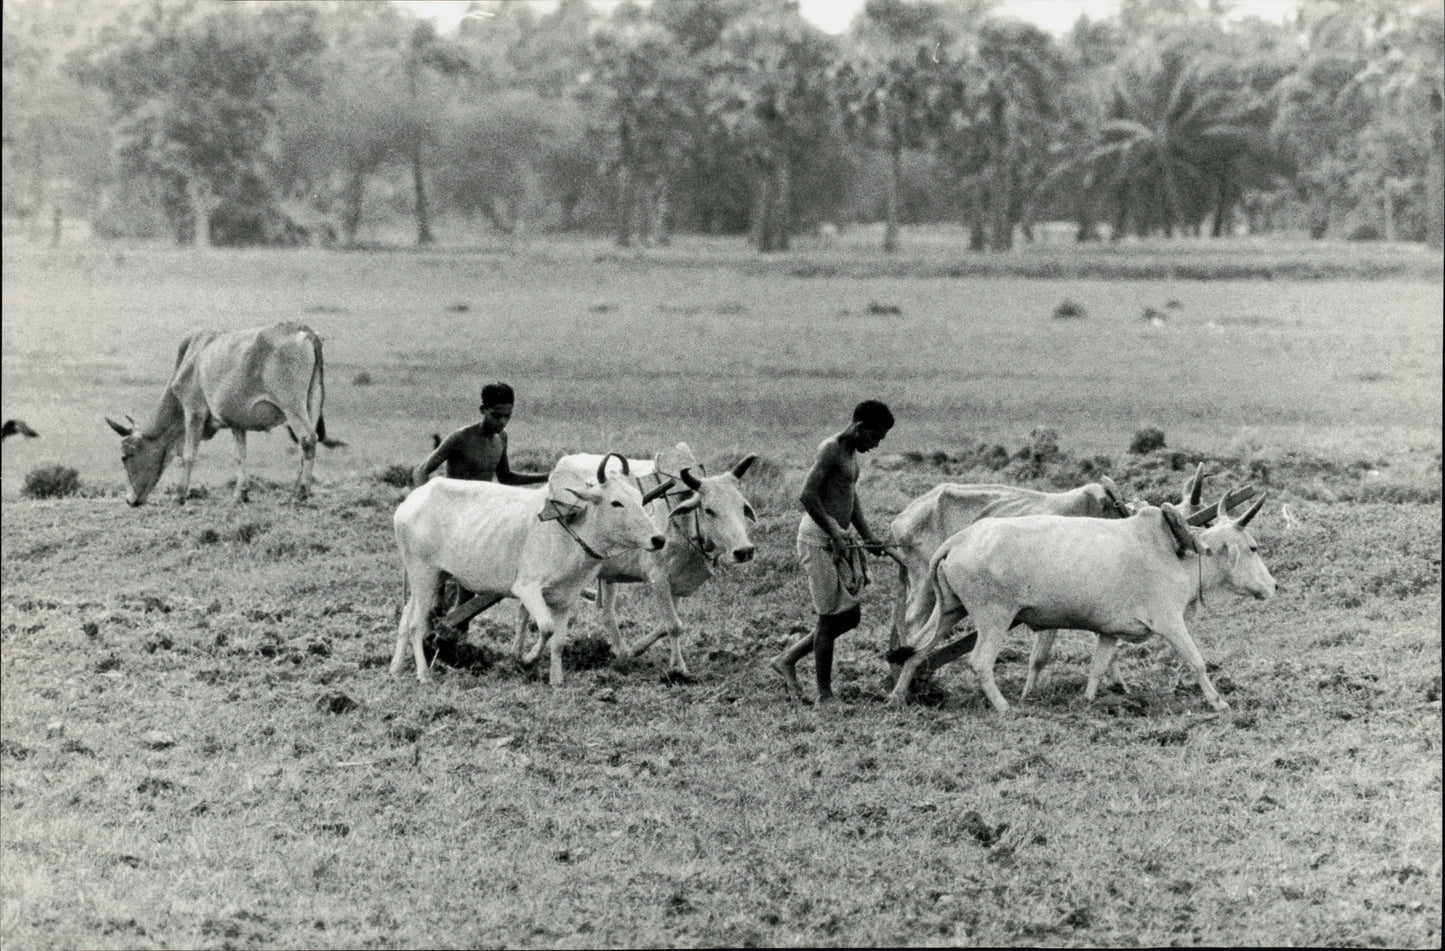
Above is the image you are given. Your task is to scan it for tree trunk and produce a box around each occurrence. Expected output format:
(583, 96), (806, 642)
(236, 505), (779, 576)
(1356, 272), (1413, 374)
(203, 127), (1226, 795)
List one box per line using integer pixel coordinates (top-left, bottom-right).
(186, 179), (220, 249)
(644, 176), (670, 247)
(883, 137), (901, 253)
(756, 154), (791, 253)
(411, 141), (434, 246)
(616, 118), (635, 248)
(341, 169), (366, 248)
(988, 95), (1012, 252)
(1429, 89), (1444, 248)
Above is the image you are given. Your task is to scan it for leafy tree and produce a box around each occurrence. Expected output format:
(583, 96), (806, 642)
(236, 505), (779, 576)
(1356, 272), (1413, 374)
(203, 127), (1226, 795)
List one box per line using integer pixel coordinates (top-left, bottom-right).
(432, 89), (591, 234)
(400, 19), (471, 245)
(709, 4), (838, 252)
(1047, 35), (1285, 241)
(2, 0), (112, 235)
(836, 0), (972, 251)
(946, 17), (1064, 250)
(75, 0), (323, 246)
(581, 11), (697, 247)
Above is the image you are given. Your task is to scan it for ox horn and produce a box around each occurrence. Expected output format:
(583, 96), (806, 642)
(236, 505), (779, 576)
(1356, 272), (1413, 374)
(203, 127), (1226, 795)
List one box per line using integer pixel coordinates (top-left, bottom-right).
(1161, 503), (1200, 557)
(640, 479), (674, 506)
(105, 415), (135, 437)
(731, 454), (758, 480)
(680, 467), (703, 491)
(1184, 462), (1205, 508)
(596, 453), (630, 484)
(1188, 485), (1257, 527)
(1099, 475), (1130, 513)
(1234, 490), (1267, 528)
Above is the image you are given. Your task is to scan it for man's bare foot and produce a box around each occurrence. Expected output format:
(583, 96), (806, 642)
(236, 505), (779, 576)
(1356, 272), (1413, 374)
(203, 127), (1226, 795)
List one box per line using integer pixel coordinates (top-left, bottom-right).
(769, 656), (808, 704)
(816, 693), (842, 711)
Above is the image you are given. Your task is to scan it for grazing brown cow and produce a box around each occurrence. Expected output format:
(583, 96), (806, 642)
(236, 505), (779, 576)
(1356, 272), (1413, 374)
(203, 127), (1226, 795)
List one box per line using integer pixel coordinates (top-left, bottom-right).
(106, 322), (340, 505)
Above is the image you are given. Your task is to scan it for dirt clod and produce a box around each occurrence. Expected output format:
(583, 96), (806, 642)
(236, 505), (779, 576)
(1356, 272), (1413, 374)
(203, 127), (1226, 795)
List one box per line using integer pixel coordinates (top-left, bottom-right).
(317, 693), (358, 715)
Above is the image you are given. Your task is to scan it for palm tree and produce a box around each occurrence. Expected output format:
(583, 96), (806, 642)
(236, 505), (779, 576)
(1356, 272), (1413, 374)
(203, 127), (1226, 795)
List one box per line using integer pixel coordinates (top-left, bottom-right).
(945, 18), (1062, 250)
(1050, 41), (1286, 239)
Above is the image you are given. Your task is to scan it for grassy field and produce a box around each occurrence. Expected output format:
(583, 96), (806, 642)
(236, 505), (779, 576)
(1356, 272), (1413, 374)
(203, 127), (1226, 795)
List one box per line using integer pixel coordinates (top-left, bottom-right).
(2, 234), (1441, 948)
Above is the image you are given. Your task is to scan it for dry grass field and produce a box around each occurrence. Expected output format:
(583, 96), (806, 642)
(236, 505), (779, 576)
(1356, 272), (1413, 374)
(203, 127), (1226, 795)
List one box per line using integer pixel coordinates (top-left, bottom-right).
(2, 233), (1441, 948)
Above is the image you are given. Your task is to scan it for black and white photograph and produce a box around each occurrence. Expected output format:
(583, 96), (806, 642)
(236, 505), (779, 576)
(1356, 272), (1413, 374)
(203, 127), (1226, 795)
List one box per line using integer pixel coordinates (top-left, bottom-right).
(2, 0), (1440, 946)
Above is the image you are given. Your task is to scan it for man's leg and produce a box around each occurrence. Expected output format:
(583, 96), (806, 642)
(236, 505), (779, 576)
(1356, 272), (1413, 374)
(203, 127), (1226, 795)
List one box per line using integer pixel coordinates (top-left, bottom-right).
(814, 605), (861, 705)
(770, 629), (816, 703)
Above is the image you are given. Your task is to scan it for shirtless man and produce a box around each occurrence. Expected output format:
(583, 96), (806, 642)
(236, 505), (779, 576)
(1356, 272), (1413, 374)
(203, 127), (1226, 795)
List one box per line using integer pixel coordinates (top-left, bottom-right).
(412, 381), (548, 633)
(771, 399), (894, 707)
(412, 381), (548, 489)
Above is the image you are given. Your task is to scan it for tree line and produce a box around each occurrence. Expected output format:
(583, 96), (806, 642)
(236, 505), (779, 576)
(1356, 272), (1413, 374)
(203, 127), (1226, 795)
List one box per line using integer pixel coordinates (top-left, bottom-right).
(3, 0), (1441, 251)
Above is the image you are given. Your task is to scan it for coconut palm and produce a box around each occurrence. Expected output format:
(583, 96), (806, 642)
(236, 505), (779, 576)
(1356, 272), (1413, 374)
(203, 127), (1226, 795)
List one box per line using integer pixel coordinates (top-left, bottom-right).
(1050, 40), (1286, 239)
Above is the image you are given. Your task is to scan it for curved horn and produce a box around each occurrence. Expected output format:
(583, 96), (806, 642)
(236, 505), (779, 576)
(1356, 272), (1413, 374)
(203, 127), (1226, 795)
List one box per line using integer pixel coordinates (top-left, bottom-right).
(1161, 503), (1199, 557)
(596, 453), (630, 484)
(1184, 462), (1205, 507)
(640, 479), (674, 506)
(1235, 490), (1267, 528)
(730, 454), (758, 480)
(680, 467), (703, 491)
(105, 415), (134, 437)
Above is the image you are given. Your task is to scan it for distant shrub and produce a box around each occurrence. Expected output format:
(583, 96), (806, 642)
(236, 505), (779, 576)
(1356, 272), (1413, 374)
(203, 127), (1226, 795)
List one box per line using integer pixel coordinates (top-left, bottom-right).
(377, 464), (414, 488)
(1052, 298), (1087, 320)
(21, 465), (81, 499)
(1129, 428), (1168, 454)
(352, 371), (373, 386)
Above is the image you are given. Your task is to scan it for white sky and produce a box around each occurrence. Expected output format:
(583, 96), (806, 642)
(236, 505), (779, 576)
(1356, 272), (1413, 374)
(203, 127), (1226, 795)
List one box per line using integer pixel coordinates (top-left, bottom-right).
(401, 0), (1303, 36)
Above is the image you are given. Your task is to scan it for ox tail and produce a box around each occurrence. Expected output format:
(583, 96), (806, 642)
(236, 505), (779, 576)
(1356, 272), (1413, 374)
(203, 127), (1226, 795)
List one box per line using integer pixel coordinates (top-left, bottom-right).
(306, 331), (345, 449)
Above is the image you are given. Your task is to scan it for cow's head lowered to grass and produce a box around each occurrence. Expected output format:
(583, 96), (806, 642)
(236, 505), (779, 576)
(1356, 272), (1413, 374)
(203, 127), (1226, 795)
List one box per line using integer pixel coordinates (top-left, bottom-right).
(105, 414), (174, 506)
(1195, 492), (1277, 601)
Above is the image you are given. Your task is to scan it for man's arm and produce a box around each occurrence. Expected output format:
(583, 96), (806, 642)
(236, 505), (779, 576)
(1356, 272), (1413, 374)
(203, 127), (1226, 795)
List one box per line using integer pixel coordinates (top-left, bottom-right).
(494, 434), (548, 486)
(413, 433), (456, 488)
(798, 441), (850, 550)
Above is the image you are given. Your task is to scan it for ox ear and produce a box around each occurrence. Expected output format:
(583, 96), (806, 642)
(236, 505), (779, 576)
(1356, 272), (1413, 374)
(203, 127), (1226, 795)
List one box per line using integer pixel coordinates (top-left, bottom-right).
(743, 501), (758, 522)
(730, 454), (758, 481)
(667, 494), (700, 518)
(105, 415), (135, 437)
(1161, 503), (1201, 558)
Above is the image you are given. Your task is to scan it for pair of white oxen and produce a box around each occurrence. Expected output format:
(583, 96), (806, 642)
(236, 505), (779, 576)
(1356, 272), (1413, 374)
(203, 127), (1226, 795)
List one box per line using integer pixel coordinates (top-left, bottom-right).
(394, 445), (1276, 712)
(392, 445), (758, 688)
(881, 466), (1275, 713)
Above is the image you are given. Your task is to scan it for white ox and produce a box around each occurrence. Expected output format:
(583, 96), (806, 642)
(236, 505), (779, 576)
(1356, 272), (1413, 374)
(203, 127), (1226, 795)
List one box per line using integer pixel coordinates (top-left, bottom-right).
(887, 479), (1134, 654)
(549, 445), (758, 675)
(1021, 465), (1255, 699)
(106, 322), (339, 505)
(889, 493), (1275, 712)
(392, 454), (668, 686)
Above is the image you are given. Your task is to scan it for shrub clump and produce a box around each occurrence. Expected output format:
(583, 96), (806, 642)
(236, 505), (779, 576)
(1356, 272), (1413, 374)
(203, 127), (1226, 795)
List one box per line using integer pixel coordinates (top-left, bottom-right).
(377, 464), (414, 488)
(1052, 298), (1087, 320)
(21, 465), (82, 499)
(1129, 427), (1168, 454)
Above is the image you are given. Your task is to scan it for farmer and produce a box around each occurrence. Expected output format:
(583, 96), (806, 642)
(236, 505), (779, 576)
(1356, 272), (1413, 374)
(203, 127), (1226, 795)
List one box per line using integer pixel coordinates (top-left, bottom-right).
(412, 381), (549, 489)
(770, 399), (894, 707)
(413, 381), (549, 634)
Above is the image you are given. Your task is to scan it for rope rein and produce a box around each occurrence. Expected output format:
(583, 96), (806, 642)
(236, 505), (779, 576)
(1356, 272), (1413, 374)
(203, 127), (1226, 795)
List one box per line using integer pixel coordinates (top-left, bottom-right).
(558, 515), (606, 560)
